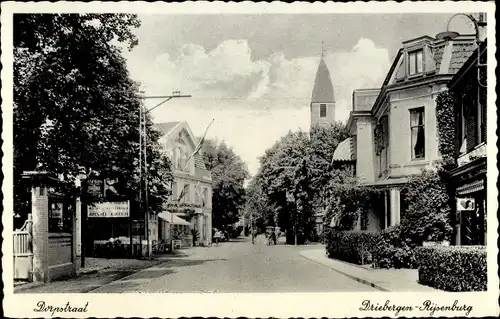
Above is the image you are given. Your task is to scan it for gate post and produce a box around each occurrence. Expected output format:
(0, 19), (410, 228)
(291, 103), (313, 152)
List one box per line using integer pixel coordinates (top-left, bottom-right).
(22, 172), (59, 283)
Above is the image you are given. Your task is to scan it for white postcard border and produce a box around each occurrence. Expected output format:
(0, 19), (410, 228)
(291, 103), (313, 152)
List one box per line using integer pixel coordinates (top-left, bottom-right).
(1, 1), (498, 318)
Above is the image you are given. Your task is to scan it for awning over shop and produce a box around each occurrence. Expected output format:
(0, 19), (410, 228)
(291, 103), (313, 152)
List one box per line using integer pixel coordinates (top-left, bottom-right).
(456, 179), (485, 195)
(158, 211), (191, 226)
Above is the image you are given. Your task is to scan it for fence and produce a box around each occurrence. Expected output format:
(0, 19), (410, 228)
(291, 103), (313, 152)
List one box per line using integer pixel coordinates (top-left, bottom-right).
(13, 216), (33, 280)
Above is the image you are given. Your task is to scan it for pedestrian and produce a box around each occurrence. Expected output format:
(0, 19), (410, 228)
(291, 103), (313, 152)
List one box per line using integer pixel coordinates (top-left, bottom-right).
(214, 229), (222, 245)
(271, 229), (277, 245)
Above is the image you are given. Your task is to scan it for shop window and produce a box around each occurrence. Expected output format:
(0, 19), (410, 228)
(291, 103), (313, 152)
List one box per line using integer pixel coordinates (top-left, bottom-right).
(410, 107), (425, 159)
(320, 104), (327, 117)
(408, 49), (423, 76)
(48, 198), (73, 234)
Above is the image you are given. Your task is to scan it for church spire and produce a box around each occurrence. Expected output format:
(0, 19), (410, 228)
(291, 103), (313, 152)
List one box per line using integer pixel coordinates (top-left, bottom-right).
(311, 44), (334, 103)
(310, 42), (335, 128)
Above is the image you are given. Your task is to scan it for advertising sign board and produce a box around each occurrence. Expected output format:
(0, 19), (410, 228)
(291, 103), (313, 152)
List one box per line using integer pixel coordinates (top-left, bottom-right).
(88, 201), (130, 217)
(457, 198), (475, 211)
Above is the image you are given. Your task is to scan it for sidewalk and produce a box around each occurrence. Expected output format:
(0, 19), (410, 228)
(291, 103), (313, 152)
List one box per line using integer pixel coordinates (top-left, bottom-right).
(14, 251), (191, 294)
(299, 248), (440, 292)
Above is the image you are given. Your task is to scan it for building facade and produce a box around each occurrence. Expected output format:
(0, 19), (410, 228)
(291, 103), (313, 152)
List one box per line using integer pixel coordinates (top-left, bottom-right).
(333, 34), (476, 232)
(155, 121), (213, 246)
(447, 40), (487, 246)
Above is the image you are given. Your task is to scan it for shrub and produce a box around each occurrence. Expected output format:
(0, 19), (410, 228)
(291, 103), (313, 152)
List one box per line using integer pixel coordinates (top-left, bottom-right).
(416, 245), (487, 291)
(325, 229), (380, 265)
(373, 225), (417, 269)
(401, 170), (453, 247)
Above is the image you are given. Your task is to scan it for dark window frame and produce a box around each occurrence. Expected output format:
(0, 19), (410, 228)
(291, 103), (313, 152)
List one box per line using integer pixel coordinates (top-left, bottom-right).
(410, 107), (425, 160)
(408, 49), (424, 76)
(320, 104), (327, 118)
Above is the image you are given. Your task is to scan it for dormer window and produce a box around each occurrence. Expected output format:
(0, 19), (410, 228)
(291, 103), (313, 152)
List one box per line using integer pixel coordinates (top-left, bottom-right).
(320, 104), (327, 117)
(408, 49), (423, 76)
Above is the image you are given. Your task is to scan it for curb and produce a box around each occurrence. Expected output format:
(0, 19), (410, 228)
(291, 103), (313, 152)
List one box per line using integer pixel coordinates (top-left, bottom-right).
(298, 251), (390, 292)
(87, 259), (165, 293)
(14, 281), (45, 293)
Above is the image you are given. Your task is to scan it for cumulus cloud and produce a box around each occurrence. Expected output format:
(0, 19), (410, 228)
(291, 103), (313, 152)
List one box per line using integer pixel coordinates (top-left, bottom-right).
(126, 37), (391, 176)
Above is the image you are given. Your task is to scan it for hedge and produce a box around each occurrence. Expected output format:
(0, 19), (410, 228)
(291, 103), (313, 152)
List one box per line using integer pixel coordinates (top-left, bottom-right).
(416, 245), (487, 291)
(372, 225), (417, 269)
(325, 229), (380, 265)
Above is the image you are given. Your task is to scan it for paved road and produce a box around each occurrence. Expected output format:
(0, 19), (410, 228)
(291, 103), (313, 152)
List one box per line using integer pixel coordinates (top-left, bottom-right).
(91, 235), (376, 293)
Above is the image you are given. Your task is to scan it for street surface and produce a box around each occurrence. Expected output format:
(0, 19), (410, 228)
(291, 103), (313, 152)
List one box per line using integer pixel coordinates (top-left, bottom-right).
(91, 235), (376, 293)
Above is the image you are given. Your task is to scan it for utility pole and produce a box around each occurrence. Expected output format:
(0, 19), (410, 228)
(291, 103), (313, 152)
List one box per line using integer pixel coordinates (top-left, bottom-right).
(139, 91), (191, 259)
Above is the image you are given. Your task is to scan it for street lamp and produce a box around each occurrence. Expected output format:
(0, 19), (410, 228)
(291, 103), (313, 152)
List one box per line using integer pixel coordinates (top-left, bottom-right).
(435, 13), (487, 88)
(138, 91), (191, 258)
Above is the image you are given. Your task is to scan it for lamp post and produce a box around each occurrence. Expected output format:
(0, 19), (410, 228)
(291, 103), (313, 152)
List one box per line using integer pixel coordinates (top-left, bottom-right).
(435, 13), (487, 88)
(138, 91), (191, 258)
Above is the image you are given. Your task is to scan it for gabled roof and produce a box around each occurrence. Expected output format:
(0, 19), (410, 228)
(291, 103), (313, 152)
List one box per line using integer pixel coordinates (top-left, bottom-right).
(154, 121), (210, 175)
(154, 122), (182, 136)
(311, 58), (335, 103)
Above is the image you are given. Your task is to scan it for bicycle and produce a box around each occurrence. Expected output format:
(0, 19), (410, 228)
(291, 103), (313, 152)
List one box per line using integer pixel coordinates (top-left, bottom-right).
(152, 240), (168, 254)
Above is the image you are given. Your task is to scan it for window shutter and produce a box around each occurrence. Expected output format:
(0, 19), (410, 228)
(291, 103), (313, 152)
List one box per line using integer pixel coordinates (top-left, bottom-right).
(466, 93), (477, 153)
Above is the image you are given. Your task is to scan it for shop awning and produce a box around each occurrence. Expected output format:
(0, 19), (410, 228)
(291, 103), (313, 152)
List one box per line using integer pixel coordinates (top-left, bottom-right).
(158, 211), (191, 226)
(457, 180), (485, 195)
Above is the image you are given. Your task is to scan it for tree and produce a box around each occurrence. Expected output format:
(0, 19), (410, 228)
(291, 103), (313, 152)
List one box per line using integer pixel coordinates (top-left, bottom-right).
(201, 139), (249, 229)
(13, 14), (172, 219)
(245, 174), (274, 232)
(258, 130), (314, 244)
(307, 123), (350, 215)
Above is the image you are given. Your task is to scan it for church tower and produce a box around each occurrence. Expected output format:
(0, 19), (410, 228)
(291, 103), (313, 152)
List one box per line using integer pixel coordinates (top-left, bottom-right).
(310, 46), (335, 128)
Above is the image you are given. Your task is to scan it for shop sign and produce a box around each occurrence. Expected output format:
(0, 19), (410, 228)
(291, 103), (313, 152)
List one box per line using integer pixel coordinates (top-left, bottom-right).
(457, 198), (475, 211)
(88, 201), (130, 217)
(457, 143), (486, 166)
(87, 179), (103, 196)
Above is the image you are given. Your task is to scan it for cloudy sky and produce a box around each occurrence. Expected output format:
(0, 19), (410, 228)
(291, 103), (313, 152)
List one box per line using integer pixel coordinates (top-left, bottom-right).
(123, 13), (474, 177)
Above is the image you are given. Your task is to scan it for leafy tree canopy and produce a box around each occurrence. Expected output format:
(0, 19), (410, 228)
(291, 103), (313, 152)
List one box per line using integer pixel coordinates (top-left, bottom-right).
(201, 139), (249, 229)
(14, 14), (171, 215)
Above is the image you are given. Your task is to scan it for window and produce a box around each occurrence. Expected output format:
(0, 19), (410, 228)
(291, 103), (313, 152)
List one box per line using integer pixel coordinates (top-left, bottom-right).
(410, 107), (425, 159)
(174, 148), (181, 169)
(375, 116), (389, 177)
(477, 91), (485, 144)
(458, 95), (467, 154)
(171, 181), (177, 200)
(183, 184), (190, 203)
(203, 188), (209, 207)
(320, 104), (327, 117)
(408, 49), (423, 76)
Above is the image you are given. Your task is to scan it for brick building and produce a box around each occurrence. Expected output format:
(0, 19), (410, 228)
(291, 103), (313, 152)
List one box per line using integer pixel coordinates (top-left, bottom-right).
(446, 39), (487, 245)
